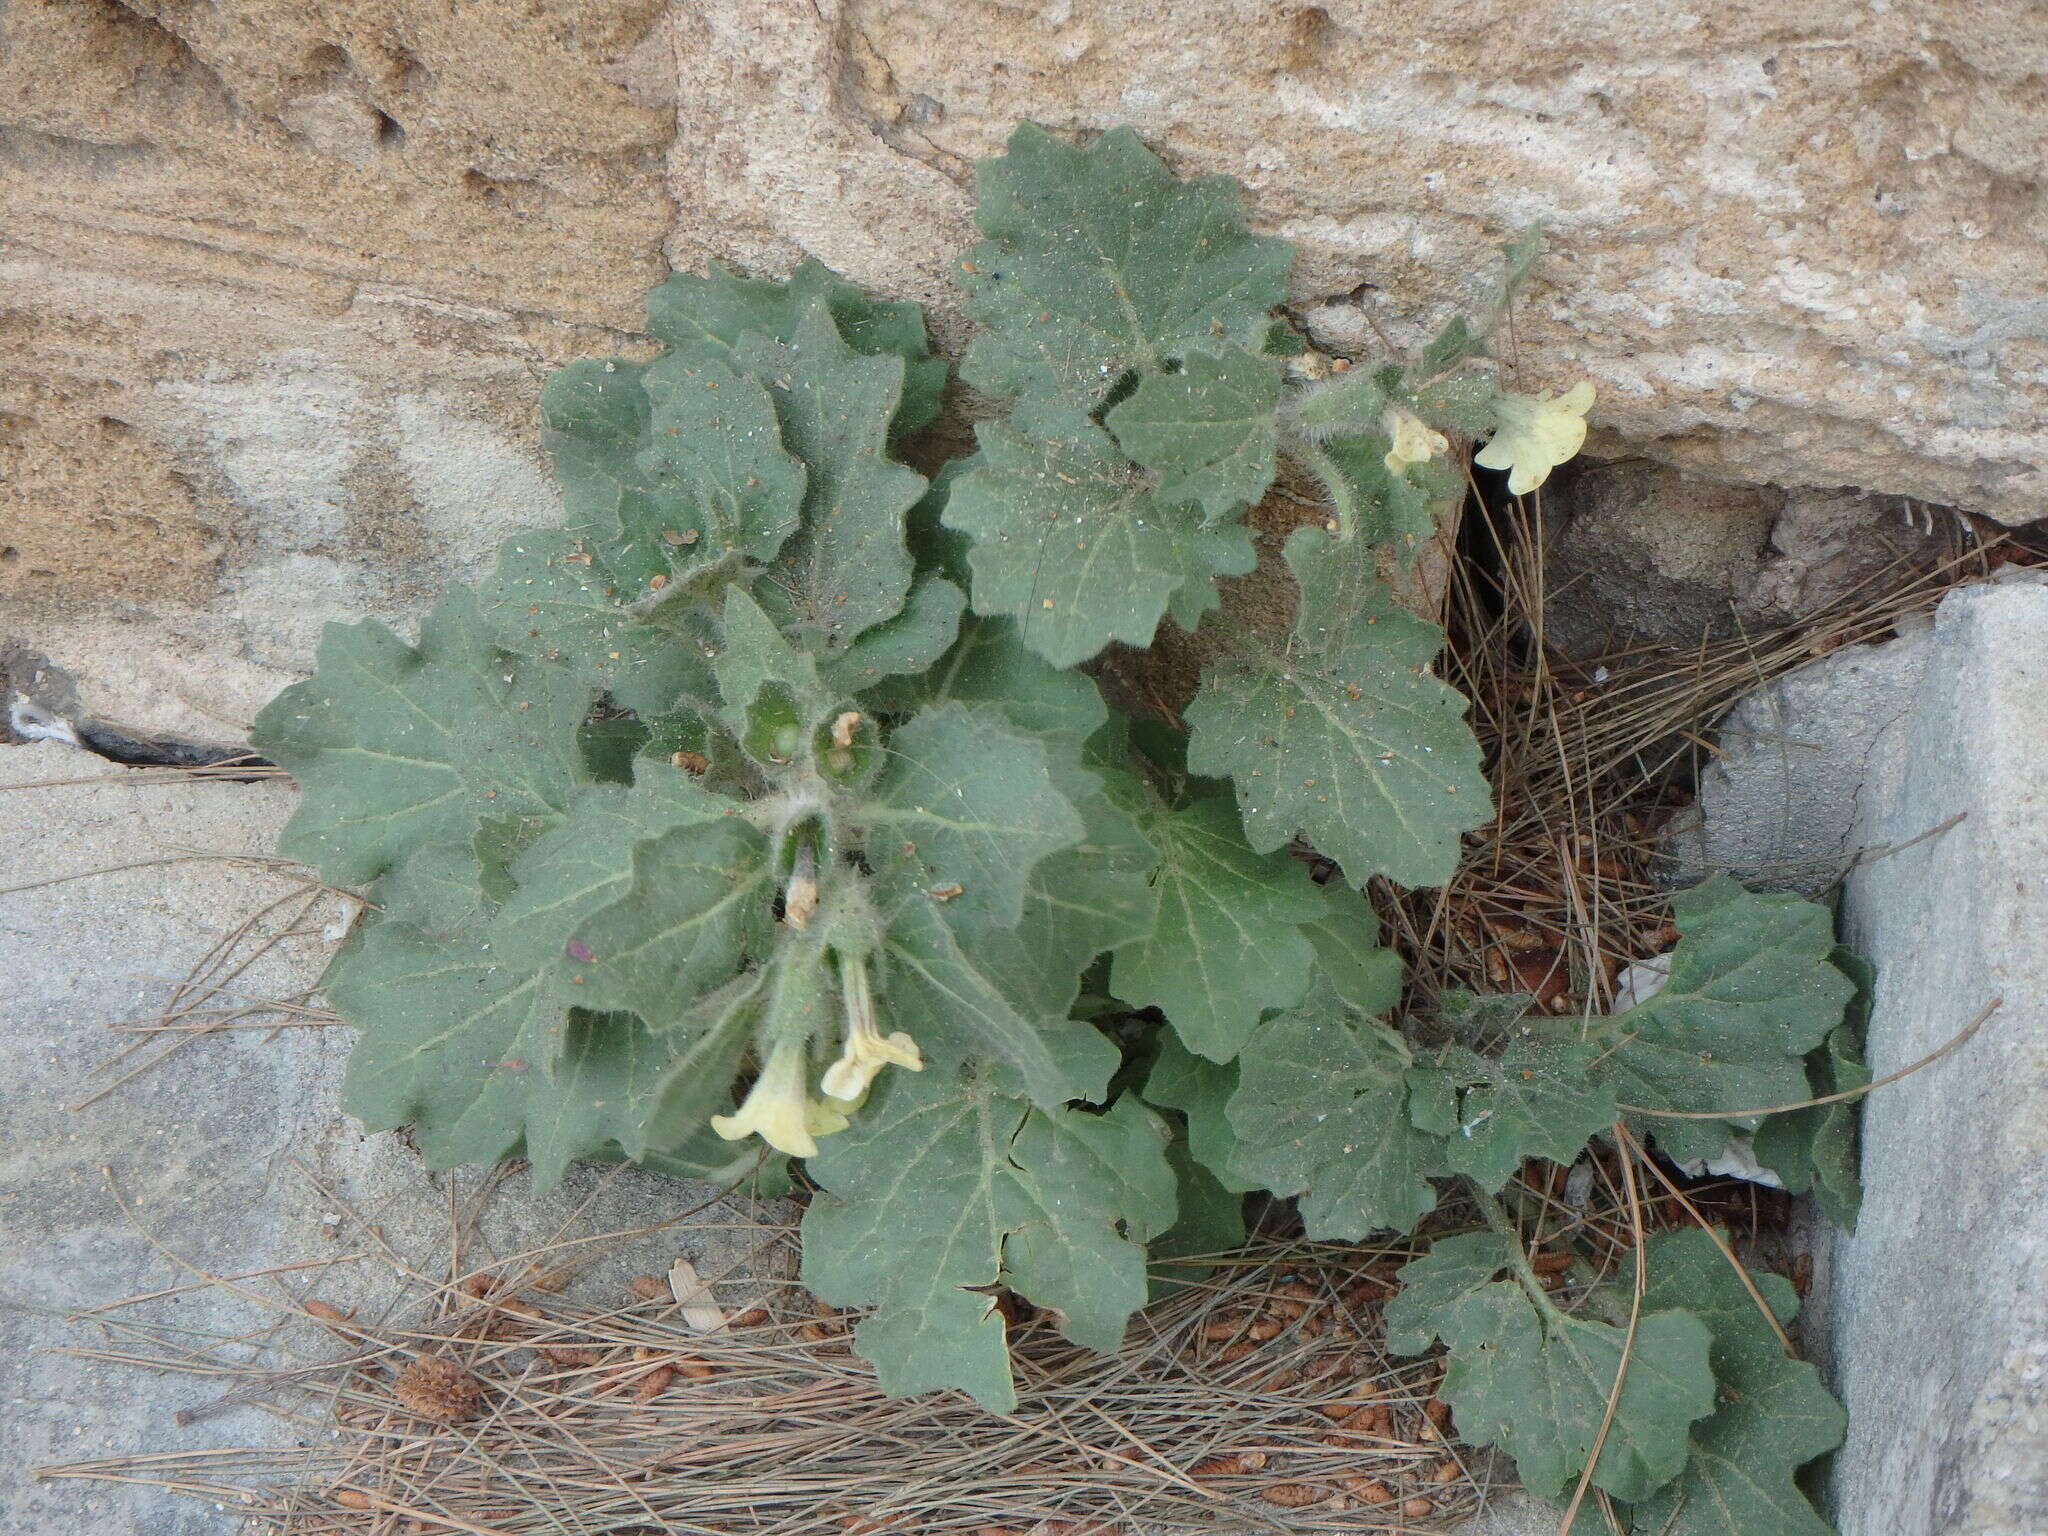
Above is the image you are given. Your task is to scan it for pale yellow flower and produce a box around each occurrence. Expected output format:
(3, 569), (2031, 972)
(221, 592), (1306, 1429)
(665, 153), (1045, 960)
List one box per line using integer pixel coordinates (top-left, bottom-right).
(1381, 407), (1449, 475)
(820, 959), (923, 1102)
(713, 1034), (843, 1157)
(805, 1097), (851, 1139)
(1474, 380), (1595, 495)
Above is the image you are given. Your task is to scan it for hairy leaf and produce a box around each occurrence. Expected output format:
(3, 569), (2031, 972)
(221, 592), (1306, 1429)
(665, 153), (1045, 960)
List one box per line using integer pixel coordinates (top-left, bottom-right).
(1752, 951), (1870, 1230)
(1411, 373), (1498, 435)
(1186, 526), (1490, 888)
(524, 1009), (732, 1189)
(866, 702), (1086, 932)
(712, 584), (831, 753)
(1591, 876), (1854, 1164)
(494, 343), (807, 713)
(477, 529), (719, 718)
(1109, 788), (1326, 1062)
(631, 353), (806, 568)
(329, 781), (741, 1172)
(945, 423), (1255, 666)
(1385, 1231), (1518, 1356)
(645, 257), (946, 438)
(801, 1068), (1175, 1411)
(1105, 346), (1284, 520)
(946, 753), (1157, 1018)
(734, 302), (929, 662)
(1142, 1033), (1257, 1194)
(375, 837), (500, 938)
(254, 588), (589, 886)
(823, 574), (967, 694)
(536, 358), (658, 543)
(865, 706), (1128, 1109)
(877, 898), (1120, 1109)
(869, 612), (1109, 744)
(566, 819), (777, 1031)
(1631, 1229), (1845, 1536)
(1226, 991), (1446, 1238)
(1313, 432), (1460, 562)
(959, 123), (1290, 425)
(1301, 883), (1404, 1014)
(1408, 1039), (1617, 1192)
(1434, 1267), (1719, 1503)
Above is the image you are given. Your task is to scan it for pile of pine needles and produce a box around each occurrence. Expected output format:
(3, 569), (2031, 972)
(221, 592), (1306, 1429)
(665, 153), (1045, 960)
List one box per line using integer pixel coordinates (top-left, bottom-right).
(1370, 486), (2035, 1019)
(42, 1186), (1517, 1535)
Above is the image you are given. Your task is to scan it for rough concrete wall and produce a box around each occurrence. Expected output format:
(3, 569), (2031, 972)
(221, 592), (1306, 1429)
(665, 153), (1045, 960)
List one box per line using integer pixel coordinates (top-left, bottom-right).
(1826, 583), (2048, 1536)
(0, 0), (675, 737)
(4, 0), (2046, 738)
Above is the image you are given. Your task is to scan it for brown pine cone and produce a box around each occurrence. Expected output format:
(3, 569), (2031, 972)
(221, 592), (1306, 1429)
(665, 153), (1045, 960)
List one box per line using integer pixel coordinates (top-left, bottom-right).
(392, 1356), (484, 1422)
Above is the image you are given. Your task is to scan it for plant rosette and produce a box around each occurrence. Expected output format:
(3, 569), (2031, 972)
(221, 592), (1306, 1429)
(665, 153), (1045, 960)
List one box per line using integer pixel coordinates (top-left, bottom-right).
(254, 123), (1865, 1533)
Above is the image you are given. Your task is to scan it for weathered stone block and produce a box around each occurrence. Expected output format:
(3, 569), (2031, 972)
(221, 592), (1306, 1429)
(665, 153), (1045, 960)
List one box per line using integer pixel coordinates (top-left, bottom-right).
(0, 741), (767, 1534)
(1679, 579), (2048, 1534)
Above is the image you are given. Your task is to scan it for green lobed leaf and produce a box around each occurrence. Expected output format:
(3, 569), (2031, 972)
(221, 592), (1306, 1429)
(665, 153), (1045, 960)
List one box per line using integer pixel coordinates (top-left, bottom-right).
(1287, 368), (1387, 441)
(944, 422), (1255, 667)
(1418, 313), (1486, 377)
(1411, 372), (1498, 436)
(329, 778), (744, 1174)
(1104, 345), (1284, 521)
(1499, 225), (1544, 304)
(1407, 1038), (1618, 1192)
(1752, 950), (1870, 1230)
(1630, 1229), (1845, 1536)
(800, 1067), (1175, 1412)
(374, 837), (501, 938)
(859, 689), (1132, 1110)
(875, 898), (1121, 1109)
(1590, 876), (1855, 1165)
(1301, 882), (1404, 1014)
(711, 583), (831, 753)
(1385, 1231), (1518, 1356)
(1433, 1265), (1719, 1503)
(536, 358), (658, 543)
(1142, 1032), (1257, 1194)
(946, 753), (1159, 1021)
(733, 301), (929, 663)
(477, 528), (720, 718)
(253, 588), (589, 887)
(1185, 524), (1491, 888)
(822, 574), (966, 695)
(866, 702), (1086, 932)
(630, 353), (806, 568)
(485, 341), (808, 716)
(867, 612), (1110, 744)
(1225, 988), (1447, 1238)
(645, 257), (947, 439)
(1108, 788), (1327, 1063)
(565, 818), (777, 1032)
(526, 1009), (697, 1189)
(959, 123), (1291, 427)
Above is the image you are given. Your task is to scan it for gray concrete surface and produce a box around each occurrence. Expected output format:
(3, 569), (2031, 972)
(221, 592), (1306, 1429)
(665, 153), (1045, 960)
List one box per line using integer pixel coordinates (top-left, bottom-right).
(0, 740), (777, 1534)
(1682, 577), (2048, 1535)
(1657, 616), (1932, 898)
(1824, 581), (2048, 1536)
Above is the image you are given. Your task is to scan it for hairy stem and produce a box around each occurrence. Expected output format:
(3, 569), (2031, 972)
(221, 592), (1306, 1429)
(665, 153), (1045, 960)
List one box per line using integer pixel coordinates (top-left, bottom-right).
(1469, 1181), (1563, 1318)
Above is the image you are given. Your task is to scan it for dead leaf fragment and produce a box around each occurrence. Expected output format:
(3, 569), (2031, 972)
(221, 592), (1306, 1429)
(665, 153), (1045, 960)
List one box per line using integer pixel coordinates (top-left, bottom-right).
(666, 1259), (728, 1332)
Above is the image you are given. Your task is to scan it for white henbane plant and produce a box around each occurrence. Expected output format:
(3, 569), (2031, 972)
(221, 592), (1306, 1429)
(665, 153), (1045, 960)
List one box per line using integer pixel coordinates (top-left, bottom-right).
(255, 123), (1866, 1534)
